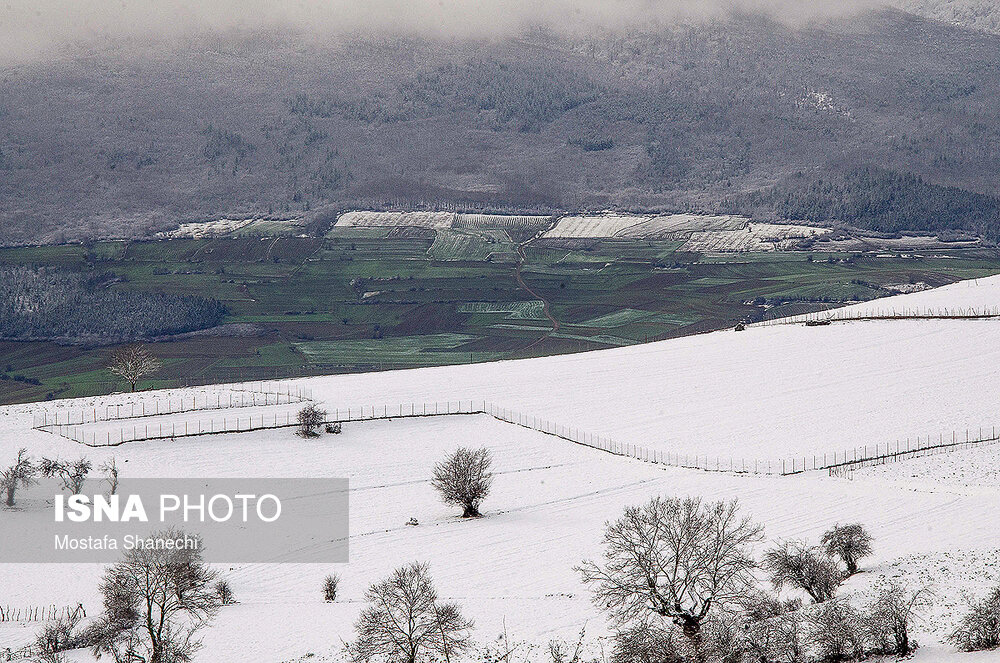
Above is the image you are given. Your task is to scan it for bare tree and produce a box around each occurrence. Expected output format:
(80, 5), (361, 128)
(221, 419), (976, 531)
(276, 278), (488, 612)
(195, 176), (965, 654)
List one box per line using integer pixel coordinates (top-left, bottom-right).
(763, 540), (843, 603)
(214, 580), (236, 606)
(107, 344), (162, 392)
(323, 574), (340, 602)
(351, 562), (472, 663)
(296, 404), (327, 438)
(820, 523), (873, 576)
(865, 580), (930, 655)
(578, 497), (763, 661)
(1, 447), (38, 507)
(100, 457), (120, 496)
(949, 585), (1000, 652)
(431, 447), (494, 518)
(85, 528), (219, 663)
(41, 457), (92, 495)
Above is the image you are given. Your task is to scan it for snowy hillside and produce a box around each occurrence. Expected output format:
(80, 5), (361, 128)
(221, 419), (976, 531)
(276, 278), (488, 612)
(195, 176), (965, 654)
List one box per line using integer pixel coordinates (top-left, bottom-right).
(288, 274), (1000, 463)
(2, 275), (1000, 662)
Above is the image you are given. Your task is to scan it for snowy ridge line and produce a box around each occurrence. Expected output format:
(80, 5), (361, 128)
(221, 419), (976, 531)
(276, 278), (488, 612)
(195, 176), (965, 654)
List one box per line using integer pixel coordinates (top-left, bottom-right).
(29, 381), (313, 428)
(752, 305), (1000, 327)
(828, 428), (1000, 478)
(36, 397), (1000, 478)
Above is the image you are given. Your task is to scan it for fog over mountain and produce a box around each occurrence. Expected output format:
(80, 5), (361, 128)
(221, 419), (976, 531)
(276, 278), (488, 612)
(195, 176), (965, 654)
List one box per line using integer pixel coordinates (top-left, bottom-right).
(2, 0), (1000, 245)
(2, 0), (896, 63)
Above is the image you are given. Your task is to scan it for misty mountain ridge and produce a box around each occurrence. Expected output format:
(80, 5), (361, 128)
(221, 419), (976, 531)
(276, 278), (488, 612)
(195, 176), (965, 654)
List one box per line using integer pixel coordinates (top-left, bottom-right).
(2, 5), (1000, 245)
(898, 0), (1000, 34)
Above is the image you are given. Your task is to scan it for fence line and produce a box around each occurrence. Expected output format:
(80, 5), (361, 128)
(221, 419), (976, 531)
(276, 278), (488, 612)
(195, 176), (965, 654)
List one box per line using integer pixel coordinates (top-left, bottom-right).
(1, 645), (38, 662)
(753, 305), (1000, 327)
(38, 397), (1000, 477)
(0, 603), (84, 624)
(31, 381), (312, 428)
(828, 429), (1000, 478)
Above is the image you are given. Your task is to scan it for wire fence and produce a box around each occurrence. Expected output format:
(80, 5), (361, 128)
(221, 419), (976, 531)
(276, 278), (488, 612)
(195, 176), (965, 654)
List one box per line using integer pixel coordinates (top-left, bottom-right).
(0, 603), (85, 624)
(828, 428), (1000, 478)
(1, 645), (38, 662)
(31, 381), (312, 428)
(36, 395), (1000, 477)
(753, 305), (1000, 327)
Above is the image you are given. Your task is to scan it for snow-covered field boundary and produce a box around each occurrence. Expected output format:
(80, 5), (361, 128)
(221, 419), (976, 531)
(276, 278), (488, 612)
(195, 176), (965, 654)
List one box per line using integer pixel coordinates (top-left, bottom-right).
(32, 395), (1000, 479)
(755, 305), (1000, 326)
(30, 382), (313, 428)
(829, 429), (1000, 478)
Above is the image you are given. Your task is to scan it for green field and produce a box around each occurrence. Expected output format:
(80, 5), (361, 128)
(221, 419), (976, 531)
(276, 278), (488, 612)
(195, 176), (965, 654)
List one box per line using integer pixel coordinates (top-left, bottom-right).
(3, 228), (1000, 404)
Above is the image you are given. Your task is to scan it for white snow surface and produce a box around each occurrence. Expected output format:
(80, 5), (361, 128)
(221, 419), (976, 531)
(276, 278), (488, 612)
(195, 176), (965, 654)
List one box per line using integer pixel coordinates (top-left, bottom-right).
(784, 274), (1000, 321)
(4, 274), (1000, 661)
(286, 275), (1000, 464)
(3, 415), (1000, 661)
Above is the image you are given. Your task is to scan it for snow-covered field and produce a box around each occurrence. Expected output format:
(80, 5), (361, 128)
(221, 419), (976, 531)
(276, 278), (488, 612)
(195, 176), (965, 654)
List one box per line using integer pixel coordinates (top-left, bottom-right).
(850, 442), (1000, 492)
(827, 275), (1000, 318)
(542, 214), (660, 238)
(333, 211), (552, 232)
(679, 223), (825, 252)
(335, 211), (457, 230)
(539, 213), (821, 249)
(3, 414), (1000, 661)
(154, 218), (287, 239)
(542, 213), (747, 239)
(4, 275), (1000, 661)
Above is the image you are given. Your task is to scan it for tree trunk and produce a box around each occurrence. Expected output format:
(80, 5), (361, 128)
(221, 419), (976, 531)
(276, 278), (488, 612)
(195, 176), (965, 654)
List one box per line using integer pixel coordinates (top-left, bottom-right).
(678, 616), (706, 663)
(5, 486), (14, 507)
(461, 504), (481, 518)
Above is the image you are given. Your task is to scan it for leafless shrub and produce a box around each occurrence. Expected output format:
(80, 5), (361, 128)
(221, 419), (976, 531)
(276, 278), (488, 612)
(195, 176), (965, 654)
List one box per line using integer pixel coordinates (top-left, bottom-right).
(949, 585), (1000, 652)
(323, 574), (340, 602)
(1, 447), (38, 507)
(700, 614), (745, 663)
(743, 611), (805, 663)
(35, 613), (84, 659)
(351, 562), (472, 663)
(806, 599), (866, 662)
(100, 457), (120, 496)
(739, 589), (805, 663)
(40, 457), (92, 495)
(864, 579), (929, 655)
(547, 625), (586, 663)
(431, 447), (494, 518)
(215, 580), (236, 606)
(297, 404), (327, 437)
(609, 623), (685, 663)
(820, 524), (873, 576)
(739, 590), (802, 622)
(579, 497), (763, 659)
(107, 344), (162, 391)
(763, 540), (843, 603)
(84, 527), (219, 663)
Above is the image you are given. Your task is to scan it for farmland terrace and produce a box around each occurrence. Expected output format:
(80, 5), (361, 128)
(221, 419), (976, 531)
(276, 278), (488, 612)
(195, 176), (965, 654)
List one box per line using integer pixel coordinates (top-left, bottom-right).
(1, 211), (999, 404)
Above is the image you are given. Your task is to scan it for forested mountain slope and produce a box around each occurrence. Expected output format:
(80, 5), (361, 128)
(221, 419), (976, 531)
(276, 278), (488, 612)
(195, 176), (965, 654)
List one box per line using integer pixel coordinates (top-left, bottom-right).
(898, 0), (1000, 34)
(2, 8), (999, 244)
